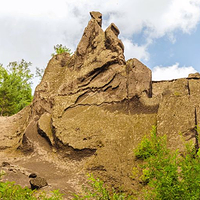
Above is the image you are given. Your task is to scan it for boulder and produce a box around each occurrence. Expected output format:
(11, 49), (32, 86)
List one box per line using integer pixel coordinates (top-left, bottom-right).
(2, 162), (10, 167)
(30, 177), (48, 190)
(0, 106), (31, 151)
(37, 112), (54, 146)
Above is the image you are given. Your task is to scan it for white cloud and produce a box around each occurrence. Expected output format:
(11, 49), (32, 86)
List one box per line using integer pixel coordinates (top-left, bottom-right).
(147, 0), (200, 38)
(122, 38), (149, 61)
(64, 0), (200, 39)
(64, 0), (200, 63)
(0, 0), (200, 91)
(0, 0), (69, 19)
(1, 0), (199, 64)
(152, 63), (197, 81)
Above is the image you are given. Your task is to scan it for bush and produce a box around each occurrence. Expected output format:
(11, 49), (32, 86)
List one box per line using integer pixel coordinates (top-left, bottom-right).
(135, 126), (200, 200)
(51, 44), (72, 57)
(73, 174), (131, 200)
(134, 126), (166, 160)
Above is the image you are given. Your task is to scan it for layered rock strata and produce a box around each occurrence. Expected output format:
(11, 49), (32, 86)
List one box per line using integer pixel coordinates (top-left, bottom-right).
(0, 11), (200, 193)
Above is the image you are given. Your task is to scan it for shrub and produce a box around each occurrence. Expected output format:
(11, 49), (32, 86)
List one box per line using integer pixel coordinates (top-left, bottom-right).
(135, 126), (200, 200)
(134, 126), (166, 160)
(73, 174), (131, 200)
(51, 44), (72, 57)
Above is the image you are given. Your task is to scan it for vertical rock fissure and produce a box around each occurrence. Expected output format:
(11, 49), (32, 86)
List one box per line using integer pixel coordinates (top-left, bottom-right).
(125, 65), (131, 113)
(126, 70), (130, 100)
(187, 80), (191, 95)
(194, 107), (199, 153)
(149, 81), (153, 98)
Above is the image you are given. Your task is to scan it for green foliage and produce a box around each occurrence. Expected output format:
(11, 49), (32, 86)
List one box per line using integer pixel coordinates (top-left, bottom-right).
(0, 181), (35, 200)
(0, 59), (33, 116)
(36, 190), (63, 200)
(134, 126), (166, 160)
(73, 174), (131, 200)
(51, 44), (72, 57)
(0, 170), (63, 200)
(135, 126), (200, 200)
(7, 59), (33, 83)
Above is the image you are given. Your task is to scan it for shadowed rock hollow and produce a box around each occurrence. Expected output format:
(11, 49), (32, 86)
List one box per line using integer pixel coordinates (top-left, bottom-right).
(0, 11), (200, 197)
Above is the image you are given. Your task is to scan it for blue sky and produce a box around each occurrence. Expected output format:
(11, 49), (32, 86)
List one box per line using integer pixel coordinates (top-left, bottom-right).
(147, 27), (200, 70)
(0, 0), (200, 91)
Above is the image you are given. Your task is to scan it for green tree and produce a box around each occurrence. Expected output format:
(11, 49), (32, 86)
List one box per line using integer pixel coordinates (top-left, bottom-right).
(0, 59), (33, 116)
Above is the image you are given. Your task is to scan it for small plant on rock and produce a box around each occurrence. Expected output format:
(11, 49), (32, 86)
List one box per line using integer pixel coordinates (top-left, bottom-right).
(51, 44), (72, 57)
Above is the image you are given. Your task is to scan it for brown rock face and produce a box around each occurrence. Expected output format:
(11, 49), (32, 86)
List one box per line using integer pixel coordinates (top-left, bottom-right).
(0, 11), (200, 196)
(90, 11), (102, 27)
(188, 72), (200, 79)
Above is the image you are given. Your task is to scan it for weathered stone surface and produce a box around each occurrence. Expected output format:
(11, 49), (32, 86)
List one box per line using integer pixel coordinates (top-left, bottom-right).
(1, 11), (200, 197)
(90, 11), (102, 27)
(0, 106), (31, 151)
(38, 112), (54, 146)
(188, 79), (200, 96)
(126, 58), (152, 98)
(188, 72), (200, 79)
(32, 53), (70, 116)
(30, 177), (48, 190)
(29, 12), (156, 190)
(152, 79), (189, 99)
(152, 78), (200, 152)
(2, 161), (10, 167)
(157, 95), (195, 150)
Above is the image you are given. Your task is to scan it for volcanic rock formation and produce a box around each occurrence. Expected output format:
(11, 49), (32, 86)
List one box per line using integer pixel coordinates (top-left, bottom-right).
(0, 11), (200, 196)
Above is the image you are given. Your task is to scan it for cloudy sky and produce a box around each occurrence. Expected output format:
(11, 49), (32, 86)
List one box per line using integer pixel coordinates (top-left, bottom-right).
(0, 0), (200, 92)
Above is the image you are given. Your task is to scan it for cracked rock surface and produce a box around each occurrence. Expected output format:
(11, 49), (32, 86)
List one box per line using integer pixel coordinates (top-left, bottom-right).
(0, 12), (200, 197)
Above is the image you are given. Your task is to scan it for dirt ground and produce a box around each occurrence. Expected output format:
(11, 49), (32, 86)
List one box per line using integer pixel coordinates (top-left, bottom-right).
(0, 117), (88, 199)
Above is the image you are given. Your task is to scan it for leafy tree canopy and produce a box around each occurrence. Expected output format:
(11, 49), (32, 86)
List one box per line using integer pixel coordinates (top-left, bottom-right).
(0, 59), (33, 116)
